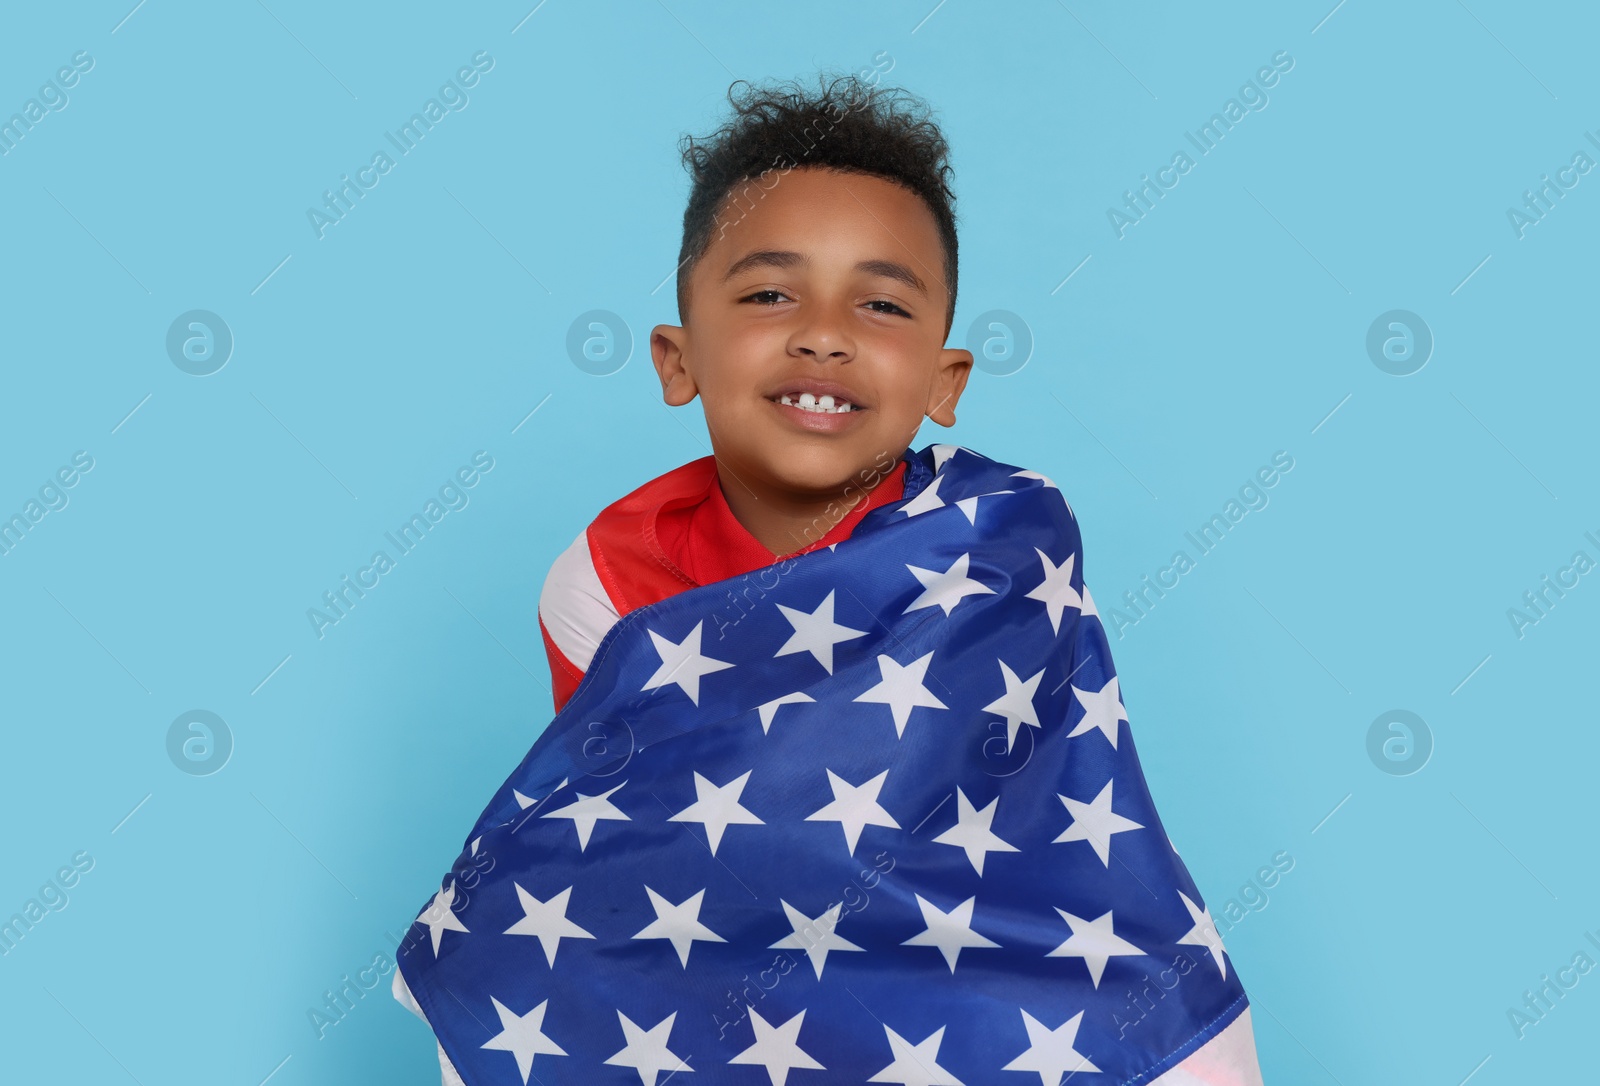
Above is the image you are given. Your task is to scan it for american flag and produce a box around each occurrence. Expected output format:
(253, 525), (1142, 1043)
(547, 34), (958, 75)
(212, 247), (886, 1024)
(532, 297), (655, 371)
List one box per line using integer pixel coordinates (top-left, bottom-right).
(396, 444), (1251, 1085)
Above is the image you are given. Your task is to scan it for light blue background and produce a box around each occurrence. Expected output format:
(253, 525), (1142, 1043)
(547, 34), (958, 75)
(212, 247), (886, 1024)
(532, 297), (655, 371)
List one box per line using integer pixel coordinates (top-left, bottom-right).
(2, 1), (1595, 1082)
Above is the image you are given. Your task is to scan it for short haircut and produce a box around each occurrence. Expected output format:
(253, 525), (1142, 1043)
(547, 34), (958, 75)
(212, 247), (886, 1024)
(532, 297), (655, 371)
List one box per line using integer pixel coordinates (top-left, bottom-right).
(675, 72), (959, 337)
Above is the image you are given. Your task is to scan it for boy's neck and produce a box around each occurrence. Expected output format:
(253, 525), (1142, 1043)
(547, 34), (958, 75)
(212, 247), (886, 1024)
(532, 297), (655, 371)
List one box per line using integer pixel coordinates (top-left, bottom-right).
(715, 461), (893, 558)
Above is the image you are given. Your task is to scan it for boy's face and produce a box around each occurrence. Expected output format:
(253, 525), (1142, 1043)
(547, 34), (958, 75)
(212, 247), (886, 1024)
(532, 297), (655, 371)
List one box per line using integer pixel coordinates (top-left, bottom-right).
(651, 166), (972, 500)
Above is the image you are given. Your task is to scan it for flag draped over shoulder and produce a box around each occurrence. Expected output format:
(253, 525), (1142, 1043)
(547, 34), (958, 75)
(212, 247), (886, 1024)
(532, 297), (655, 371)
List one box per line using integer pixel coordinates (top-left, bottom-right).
(396, 444), (1251, 1086)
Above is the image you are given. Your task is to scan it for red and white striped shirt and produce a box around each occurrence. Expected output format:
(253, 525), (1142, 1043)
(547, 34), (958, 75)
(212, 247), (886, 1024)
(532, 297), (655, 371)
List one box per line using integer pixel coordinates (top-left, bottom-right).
(536, 454), (910, 714)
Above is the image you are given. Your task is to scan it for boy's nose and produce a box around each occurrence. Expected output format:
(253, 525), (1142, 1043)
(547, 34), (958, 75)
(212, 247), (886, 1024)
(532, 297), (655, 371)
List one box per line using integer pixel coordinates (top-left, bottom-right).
(788, 312), (855, 362)
(794, 343), (852, 361)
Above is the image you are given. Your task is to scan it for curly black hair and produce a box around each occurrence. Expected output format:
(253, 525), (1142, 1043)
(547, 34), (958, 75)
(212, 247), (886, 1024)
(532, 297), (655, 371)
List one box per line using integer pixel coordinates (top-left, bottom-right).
(675, 72), (959, 337)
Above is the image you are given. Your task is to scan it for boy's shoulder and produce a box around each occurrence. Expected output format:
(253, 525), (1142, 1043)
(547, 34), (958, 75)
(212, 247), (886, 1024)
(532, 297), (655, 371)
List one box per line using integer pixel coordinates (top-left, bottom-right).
(592, 455), (720, 525)
(537, 456), (717, 677)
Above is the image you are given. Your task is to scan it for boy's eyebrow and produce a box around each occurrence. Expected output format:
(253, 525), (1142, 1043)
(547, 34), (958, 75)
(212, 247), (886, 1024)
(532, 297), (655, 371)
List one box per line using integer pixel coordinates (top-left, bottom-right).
(722, 249), (929, 297)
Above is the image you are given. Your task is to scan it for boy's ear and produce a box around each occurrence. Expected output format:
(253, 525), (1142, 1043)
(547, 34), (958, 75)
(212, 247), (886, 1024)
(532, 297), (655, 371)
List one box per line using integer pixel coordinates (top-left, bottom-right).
(650, 323), (700, 407)
(924, 346), (974, 427)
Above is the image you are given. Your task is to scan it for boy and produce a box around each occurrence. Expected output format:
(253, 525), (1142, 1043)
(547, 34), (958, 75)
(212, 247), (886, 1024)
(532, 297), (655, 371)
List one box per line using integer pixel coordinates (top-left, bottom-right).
(396, 74), (1265, 1084)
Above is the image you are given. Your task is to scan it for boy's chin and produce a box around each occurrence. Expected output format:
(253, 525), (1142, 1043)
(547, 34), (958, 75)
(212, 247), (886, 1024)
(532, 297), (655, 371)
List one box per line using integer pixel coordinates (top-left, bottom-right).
(754, 442), (900, 498)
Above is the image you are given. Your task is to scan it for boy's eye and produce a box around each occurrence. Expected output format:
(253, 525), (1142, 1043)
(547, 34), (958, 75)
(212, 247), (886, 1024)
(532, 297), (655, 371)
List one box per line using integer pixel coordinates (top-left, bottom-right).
(739, 291), (910, 318)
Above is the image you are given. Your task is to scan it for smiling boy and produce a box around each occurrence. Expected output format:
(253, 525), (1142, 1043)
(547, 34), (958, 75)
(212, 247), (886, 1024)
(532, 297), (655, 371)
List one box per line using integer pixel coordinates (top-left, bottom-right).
(652, 151), (970, 555)
(530, 82), (977, 713)
(396, 74), (1265, 1085)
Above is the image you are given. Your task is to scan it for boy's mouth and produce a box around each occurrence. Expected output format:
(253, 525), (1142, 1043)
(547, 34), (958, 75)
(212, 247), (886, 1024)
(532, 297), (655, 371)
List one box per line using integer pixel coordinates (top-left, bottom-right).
(771, 391), (860, 414)
(764, 379), (869, 433)
(763, 378), (868, 414)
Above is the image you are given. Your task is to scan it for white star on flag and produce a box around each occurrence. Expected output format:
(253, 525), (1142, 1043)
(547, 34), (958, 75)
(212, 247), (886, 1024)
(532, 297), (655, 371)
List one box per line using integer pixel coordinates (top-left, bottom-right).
(1053, 779), (1144, 866)
(632, 886), (726, 967)
(513, 776), (569, 811)
(932, 787), (1019, 876)
(806, 768), (900, 854)
(1046, 908), (1145, 988)
(668, 770), (765, 854)
(1177, 890), (1229, 979)
(982, 660), (1045, 753)
(481, 997), (566, 1084)
(502, 883), (594, 966)
(901, 894), (999, 972)
(769, 899), (864, 979)
(418, 881), (469, 956)
(756, 691), (814, 734)
(1001, 1009), (1101, 1083)
(868, 1024), (965, 1085)
(1068, 674), (1128, 748)
(908, 553), (992, 620)
(1080, 582), (1099, 618)
(642, 619), (734, 704)
(931, 444), (963, 472)
(1010, 468), (1058, 490)
(604, 1010), (693, 1086)
(729, 1007), (825, 1086)
(954, 490), (1014, 525)
(1013, 468), (1074, 518)
(854, 652), (948, 738)
(899, 473), (947, 517)
(1024, 548), (1082, 634)
(903, 552), (994, 617)
(775, 589), (867, 674)
(542, 780), (631, 851)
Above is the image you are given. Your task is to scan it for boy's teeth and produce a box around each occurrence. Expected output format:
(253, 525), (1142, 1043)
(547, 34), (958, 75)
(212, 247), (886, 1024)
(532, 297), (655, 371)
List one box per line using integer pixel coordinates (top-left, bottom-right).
(776, 392), (857, 413)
